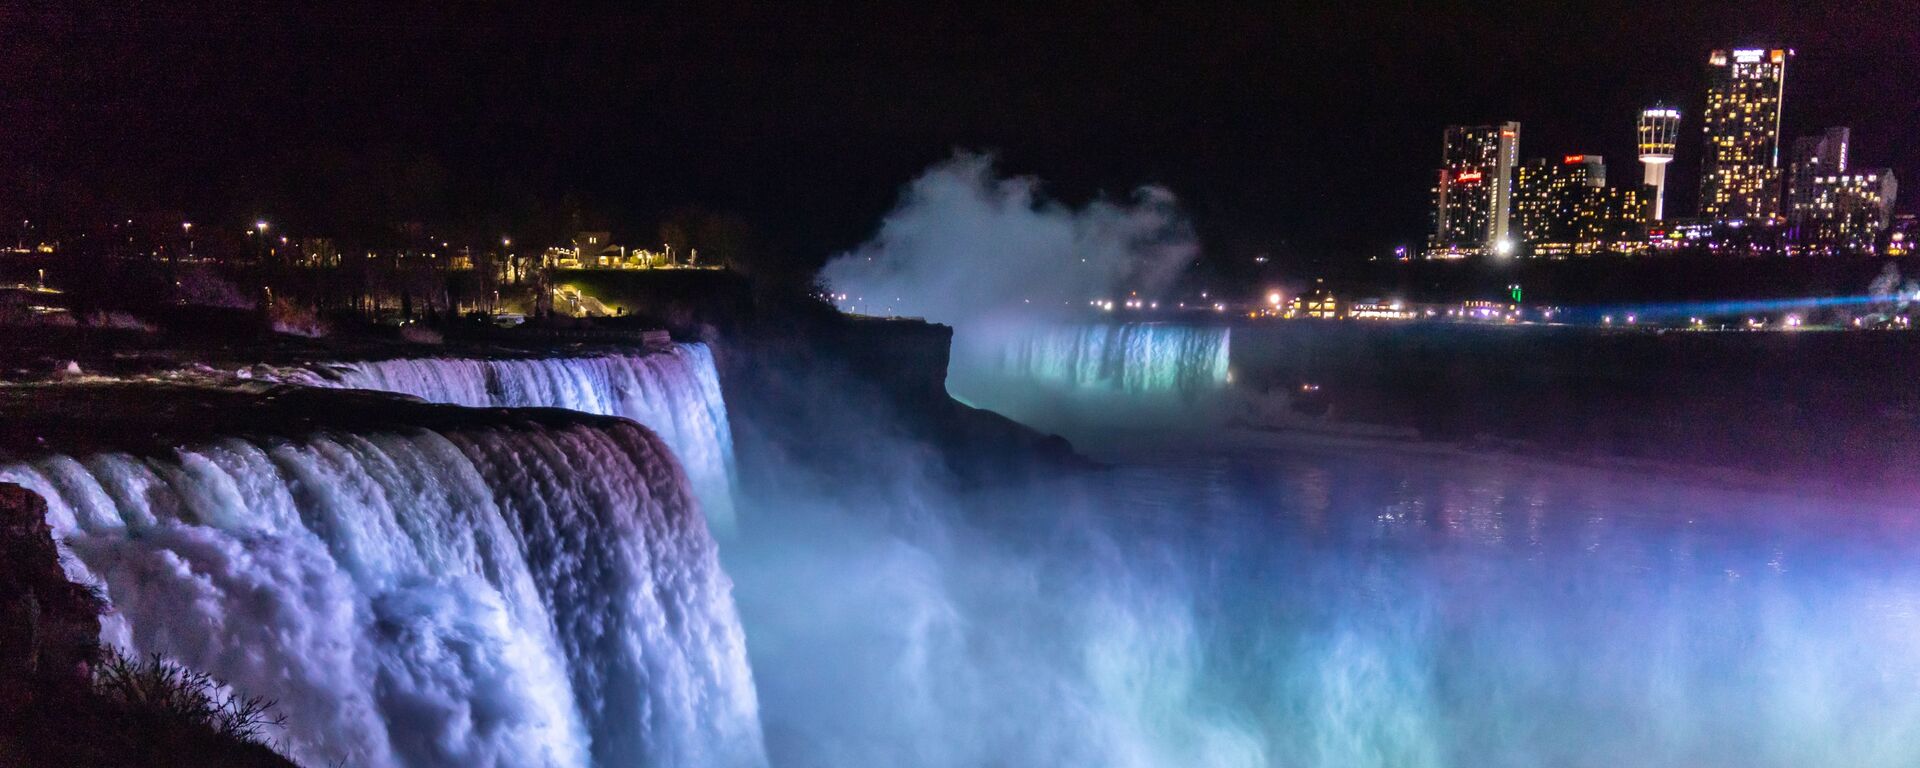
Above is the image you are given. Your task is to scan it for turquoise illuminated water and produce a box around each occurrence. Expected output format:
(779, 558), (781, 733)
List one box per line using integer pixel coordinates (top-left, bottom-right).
(733, 320), (1920, 767)
(737, 425), (1920, 767)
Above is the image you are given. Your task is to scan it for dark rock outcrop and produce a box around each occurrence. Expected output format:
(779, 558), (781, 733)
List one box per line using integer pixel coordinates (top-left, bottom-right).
(0, 484), (103, 700)
(0, 484), (300, 768)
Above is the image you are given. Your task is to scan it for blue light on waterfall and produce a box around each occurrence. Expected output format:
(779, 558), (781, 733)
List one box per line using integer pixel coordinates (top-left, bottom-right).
(264, 344), (739, 533)
(986, 323), (1231, 395)
(1, 419), (766, 768)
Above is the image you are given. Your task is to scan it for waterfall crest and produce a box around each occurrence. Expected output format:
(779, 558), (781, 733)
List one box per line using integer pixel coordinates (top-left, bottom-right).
(984, 323), (1231, 394)
(264, 343), (739, 533)
(947, 322), (1232, 431)
(2, 416), (766, 768)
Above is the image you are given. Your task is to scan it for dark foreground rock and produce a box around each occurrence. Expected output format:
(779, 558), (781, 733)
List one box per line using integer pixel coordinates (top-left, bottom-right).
(0, 484), (299, 768)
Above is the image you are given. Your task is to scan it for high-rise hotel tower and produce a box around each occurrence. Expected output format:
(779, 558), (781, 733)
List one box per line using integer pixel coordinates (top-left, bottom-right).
(1428, 122), (1521, 258)
(1699, 48), (1790, 224)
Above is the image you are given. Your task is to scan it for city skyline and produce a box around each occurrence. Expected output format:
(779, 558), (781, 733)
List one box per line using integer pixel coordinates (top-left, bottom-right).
(1422, 43), (1904, 259)
(3, 2), (1915, 269)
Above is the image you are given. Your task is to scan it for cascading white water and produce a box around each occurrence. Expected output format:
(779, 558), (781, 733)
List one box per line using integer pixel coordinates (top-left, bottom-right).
(1, 416), (766, 768)
(982, 323), (1230, 394)
(262, 343), (739, 534)
(946, 321), (1232, 430)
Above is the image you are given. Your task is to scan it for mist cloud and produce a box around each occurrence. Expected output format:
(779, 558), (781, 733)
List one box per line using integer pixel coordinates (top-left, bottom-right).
(820, 152), (1198, 327)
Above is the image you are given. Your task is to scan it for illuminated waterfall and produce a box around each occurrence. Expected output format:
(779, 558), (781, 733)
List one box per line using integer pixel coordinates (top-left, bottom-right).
(263, 344), (738, 533)
(986, 323), (1231, 394)
(1, 417), (766, 768)
(947, 322), (1232, 428)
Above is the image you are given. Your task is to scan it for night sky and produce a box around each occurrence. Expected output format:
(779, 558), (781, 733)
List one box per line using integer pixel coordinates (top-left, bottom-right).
(3, 0), (1915, 269)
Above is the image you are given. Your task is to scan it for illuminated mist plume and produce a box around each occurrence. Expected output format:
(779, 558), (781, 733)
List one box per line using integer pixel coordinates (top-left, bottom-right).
(731, 406), (1920, 767)
(820, 152), (1197, 326)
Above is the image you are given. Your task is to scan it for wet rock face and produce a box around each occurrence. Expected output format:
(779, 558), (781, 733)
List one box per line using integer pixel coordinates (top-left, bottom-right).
(0, 483), (102, 687)
(0, 483), (112, 767)
(0, 486), (300, 768)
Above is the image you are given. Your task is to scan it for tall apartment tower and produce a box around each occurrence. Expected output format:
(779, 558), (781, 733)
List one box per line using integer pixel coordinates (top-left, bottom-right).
(1428, 122), (1521, 258)
(1637, 107), (1680, 221)
(1699, 48), (1791, 224)
(1787, 126), (1851, 224)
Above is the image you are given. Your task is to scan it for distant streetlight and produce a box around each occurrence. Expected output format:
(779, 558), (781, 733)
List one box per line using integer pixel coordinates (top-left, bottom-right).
(253, 221), (271, 263)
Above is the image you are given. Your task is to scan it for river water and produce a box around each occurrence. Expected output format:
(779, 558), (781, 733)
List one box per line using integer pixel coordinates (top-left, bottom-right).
(8, 326), (1914, 767)
(728, 321), (1920, 767)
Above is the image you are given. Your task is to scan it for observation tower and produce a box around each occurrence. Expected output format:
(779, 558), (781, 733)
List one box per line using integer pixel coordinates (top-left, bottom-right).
(1637, 106), (1681, 220)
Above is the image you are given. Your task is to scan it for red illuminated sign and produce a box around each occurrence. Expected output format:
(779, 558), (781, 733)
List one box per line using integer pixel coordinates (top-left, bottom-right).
(1455, 171), (1483, 183)
(1563, 154), (1586, 164)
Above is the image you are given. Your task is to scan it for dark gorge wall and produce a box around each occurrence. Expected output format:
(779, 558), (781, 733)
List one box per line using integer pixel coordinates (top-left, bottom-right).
(553, 269), (1085, 488)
